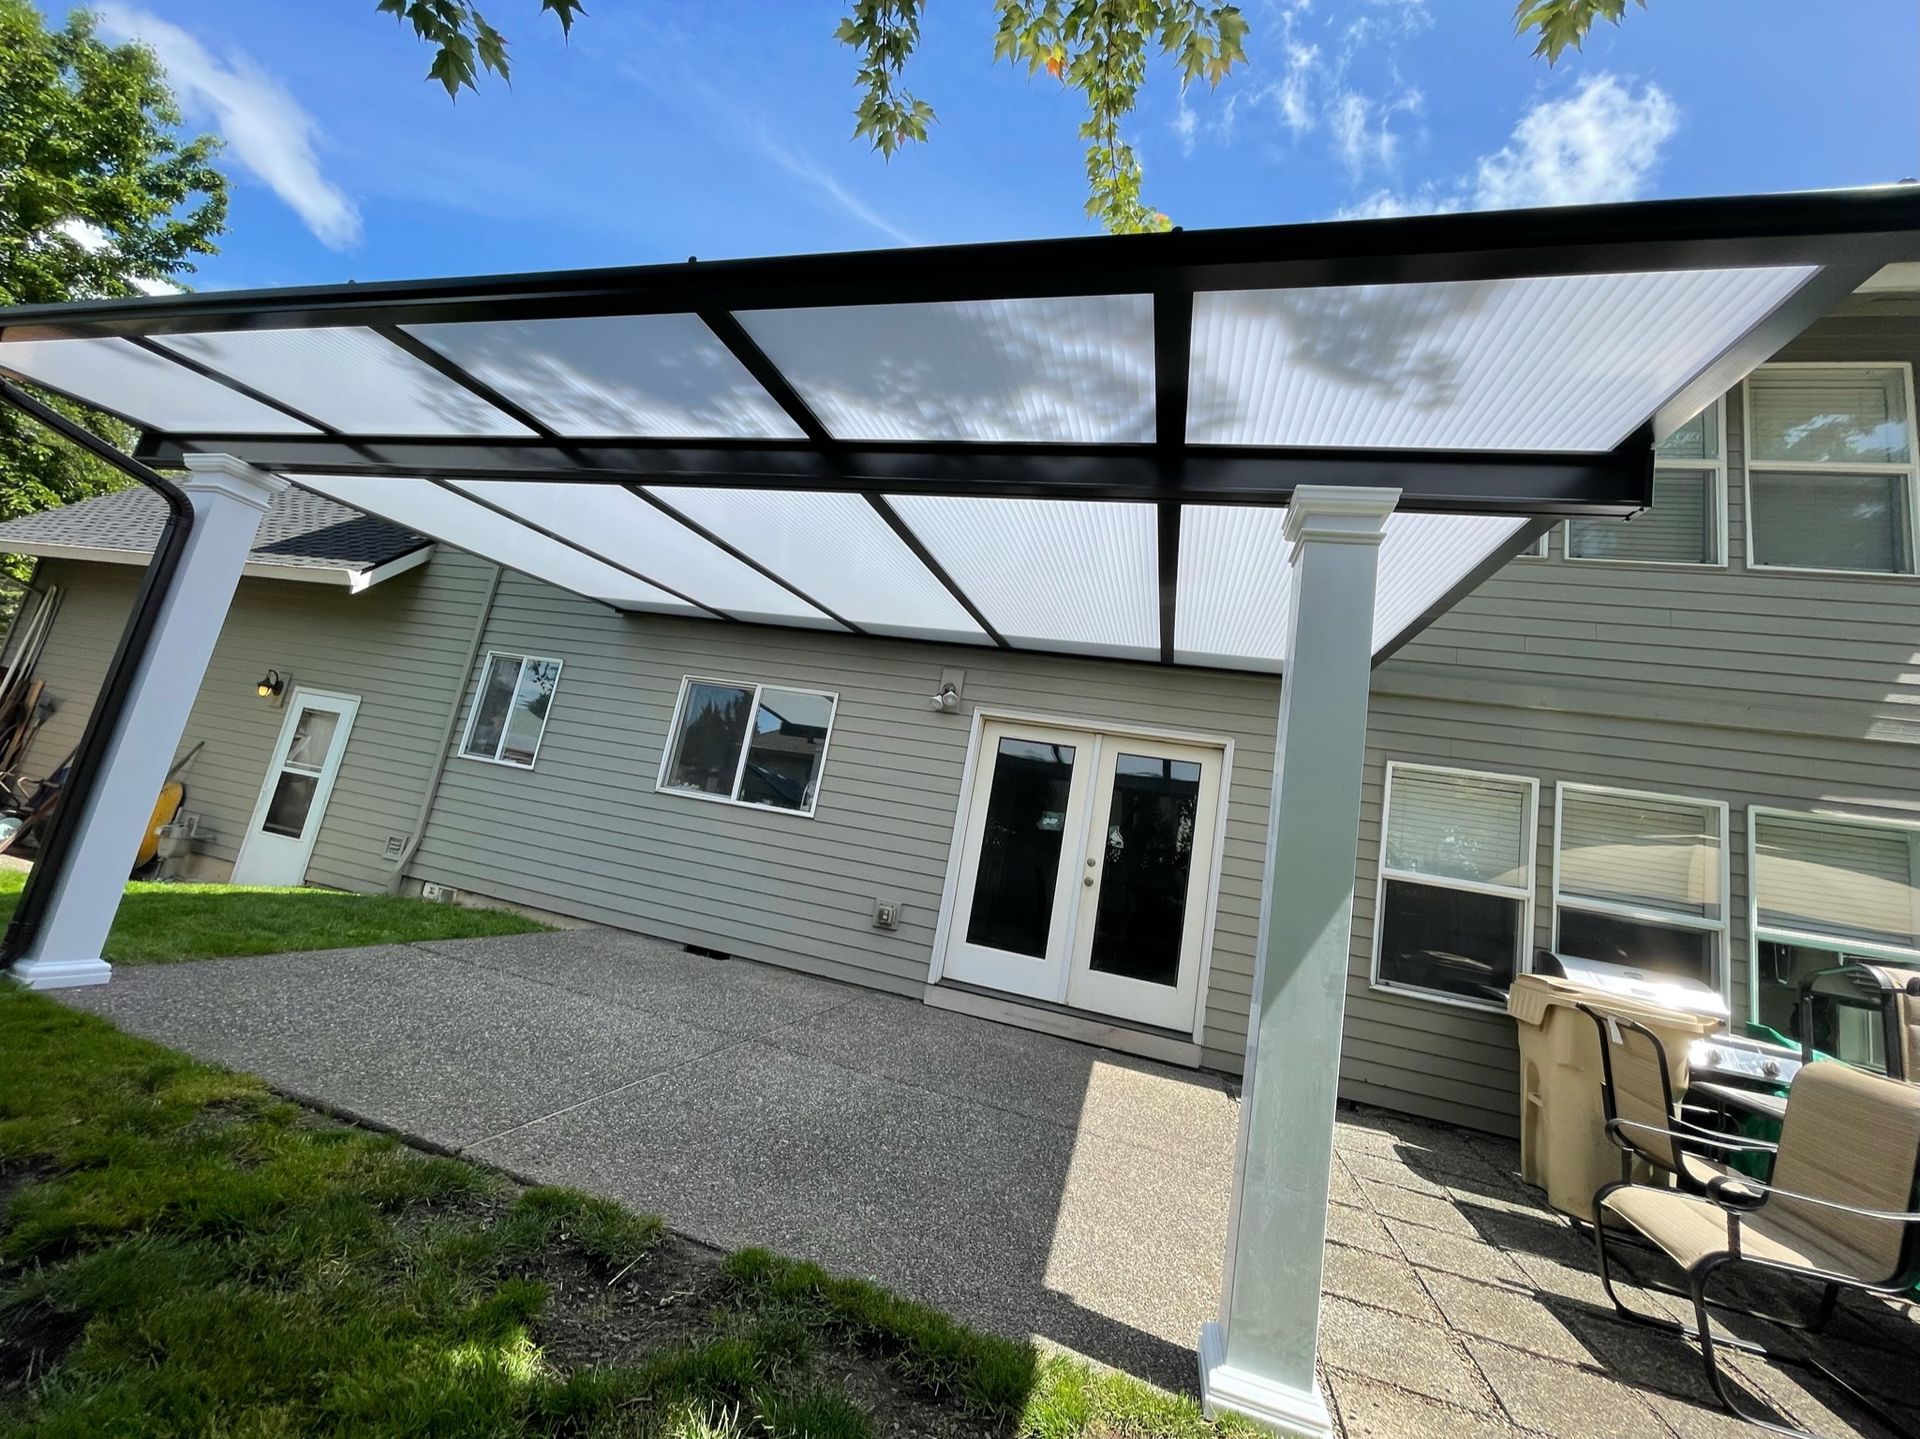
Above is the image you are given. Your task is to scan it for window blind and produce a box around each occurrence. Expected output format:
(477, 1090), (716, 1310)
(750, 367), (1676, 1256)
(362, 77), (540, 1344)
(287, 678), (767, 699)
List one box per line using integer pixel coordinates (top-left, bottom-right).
(1754, 813), (1920, 951)
(1558, 789), (1719, 918)
(1568, 468), (1712, 563)
(1749, 470), (1911, 574)
(1748, 367), (1910, 465)
(1655, 400), (1719, 461)
(1384, 769), (1530, 889)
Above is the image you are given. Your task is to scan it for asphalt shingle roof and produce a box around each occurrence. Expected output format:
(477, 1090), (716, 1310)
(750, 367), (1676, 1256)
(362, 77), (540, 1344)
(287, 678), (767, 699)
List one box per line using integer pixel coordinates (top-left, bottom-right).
(0, 486), (429, 576)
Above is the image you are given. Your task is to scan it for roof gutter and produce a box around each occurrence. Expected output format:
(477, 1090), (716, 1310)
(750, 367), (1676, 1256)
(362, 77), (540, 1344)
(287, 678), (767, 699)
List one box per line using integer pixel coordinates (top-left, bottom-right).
(0, 382), (194, 968)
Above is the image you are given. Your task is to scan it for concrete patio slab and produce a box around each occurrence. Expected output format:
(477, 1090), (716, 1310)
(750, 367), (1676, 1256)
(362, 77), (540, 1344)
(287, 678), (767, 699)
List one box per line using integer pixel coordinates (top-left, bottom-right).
(55, 927), (1920, 1437)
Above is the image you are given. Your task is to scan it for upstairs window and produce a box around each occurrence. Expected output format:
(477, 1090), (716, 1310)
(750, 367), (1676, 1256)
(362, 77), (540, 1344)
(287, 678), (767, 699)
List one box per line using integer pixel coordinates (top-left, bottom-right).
(1745, 365), (1919, 576)
(1373, 764), (1538, 1010)
(1750, 809), (1920, 1055)
(659, 676), (838, 816)
(1553, 785), (1728, 991)
(1567, 400), (1725, 565)
(460, 653), (562, 767)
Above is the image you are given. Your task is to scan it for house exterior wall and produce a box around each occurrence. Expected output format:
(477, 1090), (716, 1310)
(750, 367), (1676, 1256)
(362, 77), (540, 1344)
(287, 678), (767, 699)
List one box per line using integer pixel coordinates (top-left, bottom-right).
(16, 549), (496, 891)
(408, 569), (1283, 1066)
(1346, 306), (1920, 1136)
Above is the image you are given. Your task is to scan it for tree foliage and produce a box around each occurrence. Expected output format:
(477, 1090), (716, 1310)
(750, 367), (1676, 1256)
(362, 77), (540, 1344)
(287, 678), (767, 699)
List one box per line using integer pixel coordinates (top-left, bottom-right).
(384, 0), (1246, 235)
(0, 0), (228, 581)
(1514, 0), (1648, 64)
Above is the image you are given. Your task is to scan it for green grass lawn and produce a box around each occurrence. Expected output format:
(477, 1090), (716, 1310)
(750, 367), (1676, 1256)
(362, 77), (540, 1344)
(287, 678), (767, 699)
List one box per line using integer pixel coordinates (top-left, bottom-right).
(0, 987), (1250, 1438)
(0, 867), (547, 965)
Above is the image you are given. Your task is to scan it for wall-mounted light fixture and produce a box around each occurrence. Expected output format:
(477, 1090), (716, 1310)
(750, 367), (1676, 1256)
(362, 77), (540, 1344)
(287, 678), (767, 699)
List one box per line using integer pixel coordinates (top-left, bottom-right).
(256, 669), (286, 705)
(929, 667), (965, 714)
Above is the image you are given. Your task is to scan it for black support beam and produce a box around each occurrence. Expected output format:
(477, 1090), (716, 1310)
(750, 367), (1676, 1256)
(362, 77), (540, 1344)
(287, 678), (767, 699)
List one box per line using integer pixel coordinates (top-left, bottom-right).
(144, 434), (1656, 516)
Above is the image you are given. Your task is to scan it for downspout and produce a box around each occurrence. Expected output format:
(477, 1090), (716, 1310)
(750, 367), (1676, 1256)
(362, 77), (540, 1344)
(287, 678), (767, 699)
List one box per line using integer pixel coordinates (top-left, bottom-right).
(385, 558), (502, 894)
(0, 380), (195, 967)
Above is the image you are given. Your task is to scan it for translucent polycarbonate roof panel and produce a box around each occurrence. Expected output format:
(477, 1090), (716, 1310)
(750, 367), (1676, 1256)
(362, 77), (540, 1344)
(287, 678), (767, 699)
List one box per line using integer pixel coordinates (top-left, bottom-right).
(1189, 266), (1818, 451)
(448, 481), (835, 628)
(647, 488), (990, 645)
(0, 337), (317, 434)
(1371, 513), (1530, 649)
(737, 296), (1155, 443)
(404, 315), (805, 439)
(1175, 505), (1529, 668)
(887, 497), (1158, 658)
(154, 328), (537, 437)
(292, 475), (695, 614)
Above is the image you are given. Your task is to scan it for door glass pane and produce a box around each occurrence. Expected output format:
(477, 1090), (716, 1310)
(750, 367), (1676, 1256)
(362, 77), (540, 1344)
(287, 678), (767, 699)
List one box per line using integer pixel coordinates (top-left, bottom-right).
(663, 681), (755, 795)
(500, 659), (560, 765)
(1086, 754), (1202, 988)
(1377, 878), (1521, 1005)
(262, 772), (319, 839)
(739, 687), (835, 811)
(965, 737), (1076, 958)
(283, 707), (339, 773)
(1750, 471), (1913, 574)
(462, 656), (519, 759)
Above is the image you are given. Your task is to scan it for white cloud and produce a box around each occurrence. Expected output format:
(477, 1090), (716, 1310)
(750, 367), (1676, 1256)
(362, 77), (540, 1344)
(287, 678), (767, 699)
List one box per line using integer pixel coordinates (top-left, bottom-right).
(52, 218), (182, 293)
(746, 126), (922, 247)
(1339, 74), (1678, 218)
(1473, 74), (1679, 209)
(1172, 95), (1199, 157)
(1277, 42), (1320, 133)
(95, 6), (361, 250)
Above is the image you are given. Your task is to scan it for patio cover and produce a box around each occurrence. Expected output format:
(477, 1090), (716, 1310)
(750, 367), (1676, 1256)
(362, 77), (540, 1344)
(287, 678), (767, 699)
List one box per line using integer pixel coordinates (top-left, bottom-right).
(0, 187), (1915, 671)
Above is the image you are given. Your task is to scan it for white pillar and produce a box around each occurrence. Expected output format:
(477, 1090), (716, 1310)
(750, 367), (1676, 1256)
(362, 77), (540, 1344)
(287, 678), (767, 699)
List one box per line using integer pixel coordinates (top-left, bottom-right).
(9, 456), (286, 989)
(1200, 485), (1398, 1437)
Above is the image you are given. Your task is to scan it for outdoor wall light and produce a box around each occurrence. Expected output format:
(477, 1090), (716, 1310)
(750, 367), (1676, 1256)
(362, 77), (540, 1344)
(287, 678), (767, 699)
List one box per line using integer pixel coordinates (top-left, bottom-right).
(929, 683), (961, 713)
(256, 669), (286, 703)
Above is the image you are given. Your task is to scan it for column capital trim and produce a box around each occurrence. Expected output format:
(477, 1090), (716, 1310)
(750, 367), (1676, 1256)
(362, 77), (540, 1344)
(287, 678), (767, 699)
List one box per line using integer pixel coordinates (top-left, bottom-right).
(179, 453), (289, 513)
(1284, 485), (1399, 552)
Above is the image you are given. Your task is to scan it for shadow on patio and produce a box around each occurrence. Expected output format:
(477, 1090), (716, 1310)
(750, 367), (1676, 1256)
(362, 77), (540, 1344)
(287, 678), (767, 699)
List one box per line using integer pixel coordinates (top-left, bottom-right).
(56, 927), (1920, 1437)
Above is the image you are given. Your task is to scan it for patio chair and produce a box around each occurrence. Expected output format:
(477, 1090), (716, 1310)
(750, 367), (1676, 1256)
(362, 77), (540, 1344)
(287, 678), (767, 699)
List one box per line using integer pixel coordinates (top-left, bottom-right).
(1591, 1059), (1920, 1438)
(1577, 1002), (1778, 1199)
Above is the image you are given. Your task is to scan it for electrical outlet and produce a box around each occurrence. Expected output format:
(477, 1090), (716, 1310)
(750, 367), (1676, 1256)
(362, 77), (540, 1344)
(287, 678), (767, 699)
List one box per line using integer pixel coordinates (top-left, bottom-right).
(872, 899), (901, 931)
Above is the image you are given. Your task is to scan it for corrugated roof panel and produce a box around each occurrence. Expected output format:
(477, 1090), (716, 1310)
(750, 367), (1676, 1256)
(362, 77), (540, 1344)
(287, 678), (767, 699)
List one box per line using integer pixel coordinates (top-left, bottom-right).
(0, 337), (316, 434)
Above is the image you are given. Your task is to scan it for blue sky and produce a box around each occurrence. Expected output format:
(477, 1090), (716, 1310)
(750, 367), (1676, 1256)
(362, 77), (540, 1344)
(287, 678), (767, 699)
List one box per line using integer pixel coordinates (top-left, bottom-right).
(63, 0), (1920, 290)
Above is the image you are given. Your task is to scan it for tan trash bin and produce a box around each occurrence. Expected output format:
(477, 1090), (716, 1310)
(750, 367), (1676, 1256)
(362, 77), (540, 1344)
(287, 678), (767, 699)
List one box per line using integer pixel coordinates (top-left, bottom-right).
(1509, 967), (1726, 1222)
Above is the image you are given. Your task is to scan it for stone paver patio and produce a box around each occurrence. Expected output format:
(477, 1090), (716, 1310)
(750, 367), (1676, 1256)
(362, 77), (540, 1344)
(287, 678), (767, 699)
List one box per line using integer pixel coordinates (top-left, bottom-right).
(57, 928), (1920, 1437)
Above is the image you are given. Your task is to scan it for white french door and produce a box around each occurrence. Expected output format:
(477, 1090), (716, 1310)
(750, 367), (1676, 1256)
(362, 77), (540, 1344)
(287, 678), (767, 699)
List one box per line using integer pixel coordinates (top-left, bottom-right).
(231, 690), (360, 887)
(941, 719), (1224, 1032)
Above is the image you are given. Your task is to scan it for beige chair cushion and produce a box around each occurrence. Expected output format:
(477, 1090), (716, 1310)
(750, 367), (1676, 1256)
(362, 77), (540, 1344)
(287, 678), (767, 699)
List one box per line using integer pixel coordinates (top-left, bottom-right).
(1768, 1062), (1920, 1280)
(1600, 1185), (1869, 1278)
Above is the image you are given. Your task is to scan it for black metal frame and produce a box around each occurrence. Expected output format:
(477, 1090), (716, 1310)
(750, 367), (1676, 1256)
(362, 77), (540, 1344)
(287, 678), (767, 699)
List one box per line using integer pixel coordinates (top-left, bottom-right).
(0, 382), (196, 968)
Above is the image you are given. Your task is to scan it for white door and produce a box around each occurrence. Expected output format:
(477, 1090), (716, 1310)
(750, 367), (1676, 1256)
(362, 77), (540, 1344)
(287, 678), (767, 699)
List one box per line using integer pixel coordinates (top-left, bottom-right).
(941, 720), (1223, 1032)
(231, 690), (360, 887)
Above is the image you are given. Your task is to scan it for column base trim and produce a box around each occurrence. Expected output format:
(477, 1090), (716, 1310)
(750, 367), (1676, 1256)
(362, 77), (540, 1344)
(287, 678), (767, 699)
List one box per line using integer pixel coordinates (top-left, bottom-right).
(1198, 1322), (1333, 1439)
(9, 956), (112, 990)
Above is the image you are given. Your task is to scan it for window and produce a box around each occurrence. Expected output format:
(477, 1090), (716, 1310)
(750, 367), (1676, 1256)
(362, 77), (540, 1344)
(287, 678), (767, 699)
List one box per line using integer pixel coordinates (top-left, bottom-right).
(658, 676), (838, 815)
(1373, 763), (1538, 1009)
(459, 653), (562, 767)
(1744, 365), (1919, 575)
(1567, 399), (1725, 565)
(1749, 809), (1920, 1057)
(1552, 785), (1728, 991)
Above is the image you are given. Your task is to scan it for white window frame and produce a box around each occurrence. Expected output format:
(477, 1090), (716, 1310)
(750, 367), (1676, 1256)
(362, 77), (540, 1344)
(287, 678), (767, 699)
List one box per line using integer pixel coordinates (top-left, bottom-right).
(1369, 761), (1540, 1014)
(1550, 782), (1732, 1002)
(1564, 398), (1729, 569)
(458, 650), (563, 769)
(1741, 362), (1920, 579)
(1513, 530), (1550, 561)
(1746, 805), (1920, 1025)
(655, 674), (840, 819)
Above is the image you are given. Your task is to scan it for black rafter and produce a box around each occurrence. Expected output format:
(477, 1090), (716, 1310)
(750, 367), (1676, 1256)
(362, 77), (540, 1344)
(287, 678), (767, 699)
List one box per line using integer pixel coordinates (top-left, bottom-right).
(863, 496), (1010, 649)
(420, 479), (737, 621)
(1370, 513), (1561, 667)
(699, 309), (833, 443)
(126, 337), (342, 435)
(628, 485), (865, 634)
(1154, 291), (1192, 664)
(373, 324), (563, 440)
